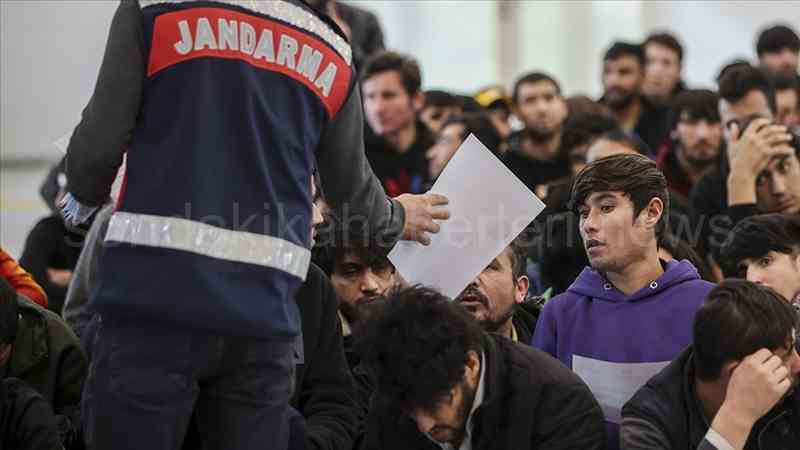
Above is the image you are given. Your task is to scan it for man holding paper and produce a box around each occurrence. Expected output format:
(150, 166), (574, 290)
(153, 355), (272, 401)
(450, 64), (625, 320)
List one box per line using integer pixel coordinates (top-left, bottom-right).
(532, 154), (713, 450)
(58, 1), (448, 449)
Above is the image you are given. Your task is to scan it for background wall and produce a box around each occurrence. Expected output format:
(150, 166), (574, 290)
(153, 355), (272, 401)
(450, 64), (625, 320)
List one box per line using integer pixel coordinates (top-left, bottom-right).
(2, 0), (799, 161)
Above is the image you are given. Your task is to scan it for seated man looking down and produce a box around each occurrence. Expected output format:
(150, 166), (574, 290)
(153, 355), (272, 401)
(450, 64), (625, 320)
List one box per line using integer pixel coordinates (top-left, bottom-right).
(359, 286), (606, 450)
(622, 279), (800, 449)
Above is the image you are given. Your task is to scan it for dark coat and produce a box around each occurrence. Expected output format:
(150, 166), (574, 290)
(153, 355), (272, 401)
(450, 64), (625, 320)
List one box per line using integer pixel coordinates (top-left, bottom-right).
(622, 346), (800, 450)
(0, 378), (64, 450)
(292, 264), (358, 450)
(511, 300), (539, 344)
(361, 334), (606, 450)
(6, 296), (87, 449)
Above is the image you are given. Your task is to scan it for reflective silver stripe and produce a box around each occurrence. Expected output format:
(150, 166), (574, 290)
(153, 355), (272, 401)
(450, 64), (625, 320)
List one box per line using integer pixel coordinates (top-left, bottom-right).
(105, 211), (310, 280)
(139, 0), (352, 64)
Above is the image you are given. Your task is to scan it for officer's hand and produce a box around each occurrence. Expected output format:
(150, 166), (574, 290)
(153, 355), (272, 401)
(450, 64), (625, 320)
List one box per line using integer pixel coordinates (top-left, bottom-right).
(395, 193), (450, 246)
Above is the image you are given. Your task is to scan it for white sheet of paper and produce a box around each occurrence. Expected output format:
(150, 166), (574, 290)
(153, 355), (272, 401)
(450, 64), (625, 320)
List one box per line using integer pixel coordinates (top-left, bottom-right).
(388, 134), (545, 299)
(573, 355), (670, 424)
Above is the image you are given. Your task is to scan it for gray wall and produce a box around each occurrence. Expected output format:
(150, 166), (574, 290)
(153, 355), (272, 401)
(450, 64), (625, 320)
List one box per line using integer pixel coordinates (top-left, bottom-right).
(2, 0), (799, 162)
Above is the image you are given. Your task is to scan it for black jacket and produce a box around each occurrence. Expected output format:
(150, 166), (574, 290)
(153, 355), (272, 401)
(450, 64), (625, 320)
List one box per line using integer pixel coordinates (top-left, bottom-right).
(365, 121), (434, 197)
(361, 334), (606, 450)
(292, 264), (358, 450)
(19, 215), (84, 315)
(622, 346), (800, 450)
(502, 132), (571, 194)
(511, 300), (539, 344)
(688, 156), (761, 262)
(0, 378), (64, 450)
(6, 296), (87, 449)
(335, 2), (385, 72)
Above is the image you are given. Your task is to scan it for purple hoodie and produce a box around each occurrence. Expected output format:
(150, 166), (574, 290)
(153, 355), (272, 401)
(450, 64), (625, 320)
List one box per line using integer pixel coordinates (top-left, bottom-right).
(532, 259), (714, 450)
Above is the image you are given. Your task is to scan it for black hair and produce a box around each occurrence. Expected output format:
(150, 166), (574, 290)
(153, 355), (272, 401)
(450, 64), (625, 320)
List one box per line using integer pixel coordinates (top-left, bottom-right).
(643, 32), (684, 63)
(0, 278), (18, 346)
(312, 213), (394, 277)
(694, 279), (798, 381)
(512, 72), (562, 104)
(771, 72), (800, 93)
(356, 286), (485, 413)
(440, 112), (502, 154)
(508, 231), (530, 282)
(533, 211), (589, 295)
(668, 89), (721, 131)
(592, 130), (652, 157)
(720, 213), (800, 278)
(658, 233), (714, 281)
(718, 65), (777, 114)
(570, 153), (669, 238)
(423, 90), (458, 110)
(603, 41), (645, 68)
(560, 112), (621, 163)
(361, 51), (422, 96)
(756, 24), (800, 57)
(716, 59), (752, 85)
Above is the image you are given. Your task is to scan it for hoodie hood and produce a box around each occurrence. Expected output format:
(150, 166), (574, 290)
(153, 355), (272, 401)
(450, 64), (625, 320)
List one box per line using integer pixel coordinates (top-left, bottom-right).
(567, 259), (703, 303)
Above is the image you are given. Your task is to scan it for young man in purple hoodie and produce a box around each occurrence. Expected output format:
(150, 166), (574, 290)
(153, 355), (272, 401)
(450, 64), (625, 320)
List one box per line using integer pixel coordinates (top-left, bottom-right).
(532, 153), (715, 449)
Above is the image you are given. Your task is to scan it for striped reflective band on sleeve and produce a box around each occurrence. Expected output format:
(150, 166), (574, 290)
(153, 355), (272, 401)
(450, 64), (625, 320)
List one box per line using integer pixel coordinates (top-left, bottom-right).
(139, 0), (352, 65)
(105, 211), (310, 280)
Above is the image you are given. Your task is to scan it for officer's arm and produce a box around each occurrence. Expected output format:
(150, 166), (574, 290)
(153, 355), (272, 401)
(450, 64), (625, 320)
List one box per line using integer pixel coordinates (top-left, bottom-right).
(65, 0), (145, 207)
(315, 86), (405, 246)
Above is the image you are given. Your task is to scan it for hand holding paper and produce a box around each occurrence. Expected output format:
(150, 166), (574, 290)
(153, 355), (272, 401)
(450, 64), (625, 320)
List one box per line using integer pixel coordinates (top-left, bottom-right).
(396, 193), (451, 245)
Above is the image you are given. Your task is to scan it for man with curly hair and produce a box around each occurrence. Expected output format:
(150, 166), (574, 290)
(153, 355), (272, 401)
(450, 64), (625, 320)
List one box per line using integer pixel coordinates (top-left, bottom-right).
(358, 286), (605, 450)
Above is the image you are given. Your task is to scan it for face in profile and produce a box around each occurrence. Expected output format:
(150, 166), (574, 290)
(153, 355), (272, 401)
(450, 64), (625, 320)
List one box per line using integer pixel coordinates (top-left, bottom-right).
(578, 191), (660, 274)
(457, 246), (527, 333)
(428, 122), (466, 179)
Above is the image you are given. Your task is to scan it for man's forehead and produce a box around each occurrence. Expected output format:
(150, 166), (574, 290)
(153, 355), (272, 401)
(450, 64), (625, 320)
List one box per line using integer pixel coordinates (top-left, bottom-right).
(605, 56), (641, 70)
(339, 251), (368, 265)
(582, 191), (625, 205)
(519, 80), (558, 96)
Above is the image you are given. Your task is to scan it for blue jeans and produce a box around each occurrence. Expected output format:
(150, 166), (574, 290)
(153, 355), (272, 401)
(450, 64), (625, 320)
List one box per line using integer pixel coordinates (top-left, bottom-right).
(82, 317), (294, 450)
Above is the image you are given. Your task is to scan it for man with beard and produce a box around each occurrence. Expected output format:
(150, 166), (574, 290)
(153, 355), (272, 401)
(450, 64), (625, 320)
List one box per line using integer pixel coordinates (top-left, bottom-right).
(656, 90), (724, 204)
(314, 220), (400, 369)
(503, 72), (571, 193)
(756, 24), (800, 77)
(533, 154), (714, 450)
(690, 65), (798, 264)
(622, 280), (800, 450)
(600, 42), (671, 151)
(456, 235), (539, 343)
(358, 286), (606, 450)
